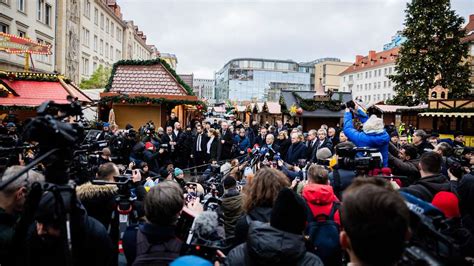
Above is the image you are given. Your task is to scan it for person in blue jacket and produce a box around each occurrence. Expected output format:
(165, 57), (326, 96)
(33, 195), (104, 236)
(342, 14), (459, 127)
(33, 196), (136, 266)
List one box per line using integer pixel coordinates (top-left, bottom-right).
(234, 128), (251, 156)
(343, 105), (390, 167)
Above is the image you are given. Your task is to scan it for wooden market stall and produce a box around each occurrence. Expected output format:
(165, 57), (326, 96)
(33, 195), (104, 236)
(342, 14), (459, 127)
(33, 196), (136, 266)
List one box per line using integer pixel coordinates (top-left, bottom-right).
(99, 59), (201, 129)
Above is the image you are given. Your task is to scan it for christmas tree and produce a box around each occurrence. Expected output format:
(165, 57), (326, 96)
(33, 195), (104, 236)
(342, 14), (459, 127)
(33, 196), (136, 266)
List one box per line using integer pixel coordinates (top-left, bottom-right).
(389, 0), (471, 106)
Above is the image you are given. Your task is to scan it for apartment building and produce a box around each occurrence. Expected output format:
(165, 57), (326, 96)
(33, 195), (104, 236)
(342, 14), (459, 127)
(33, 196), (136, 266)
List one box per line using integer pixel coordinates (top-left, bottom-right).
(123, 20), (152, 61)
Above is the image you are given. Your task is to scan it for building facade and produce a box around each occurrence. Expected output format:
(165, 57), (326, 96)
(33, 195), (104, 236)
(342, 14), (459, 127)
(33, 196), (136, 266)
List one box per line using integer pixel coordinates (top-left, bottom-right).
(123, 20), (152, 61)
(339, 48), (399, 104)
(0, 0), (55, 72)
(313, 59), (351, 92)
(160, 53), (177, 70)
(464, 14), (474, 92)
(193, 78), (215, 103)
(215, 58), (311, 102)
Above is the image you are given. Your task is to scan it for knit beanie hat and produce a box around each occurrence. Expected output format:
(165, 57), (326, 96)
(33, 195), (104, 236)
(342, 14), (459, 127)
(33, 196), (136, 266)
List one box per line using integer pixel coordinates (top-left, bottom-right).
(270, 188), (307, 235)
(145, 142), (154, 151)
(431, 191), (461, 218)
(174, 168), (183, 177)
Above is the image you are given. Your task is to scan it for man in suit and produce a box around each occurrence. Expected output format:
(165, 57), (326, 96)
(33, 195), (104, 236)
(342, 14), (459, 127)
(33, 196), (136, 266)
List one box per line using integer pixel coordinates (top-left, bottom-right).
(219, 121), (233, 161)
(275, 120), (287, 135)
(161, 126), (176, 163)
(255, 127), (268, 147)
(191, 125), (208, 174)
(262, 134), (280, 156)
(311, 128), (333, 162)
(305, 129), (318, 161)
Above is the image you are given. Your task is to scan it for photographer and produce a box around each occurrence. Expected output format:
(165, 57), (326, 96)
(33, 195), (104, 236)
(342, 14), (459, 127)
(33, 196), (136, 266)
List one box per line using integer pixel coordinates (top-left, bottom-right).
(340, 178), (410, 266)
(400, 152), (453, 202)
(343, 106), (390, 167)
(388, 143), (420, 185)
(328, 142), (357, 198)
(122, 181), (185, 265)
(0, 166), (44, 266)
(27, 191), (114, 266)
(221, 176), (243, 242)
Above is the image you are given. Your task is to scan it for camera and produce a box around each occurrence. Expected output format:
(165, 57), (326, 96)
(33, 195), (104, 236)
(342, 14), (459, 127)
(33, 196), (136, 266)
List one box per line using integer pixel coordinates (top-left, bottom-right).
(337, 146), (382, 173)
(340, 100), (356, 110)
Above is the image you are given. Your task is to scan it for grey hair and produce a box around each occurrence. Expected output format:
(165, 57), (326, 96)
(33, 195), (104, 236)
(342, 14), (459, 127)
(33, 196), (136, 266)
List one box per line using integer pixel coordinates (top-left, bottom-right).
(0, 166), (44, 195)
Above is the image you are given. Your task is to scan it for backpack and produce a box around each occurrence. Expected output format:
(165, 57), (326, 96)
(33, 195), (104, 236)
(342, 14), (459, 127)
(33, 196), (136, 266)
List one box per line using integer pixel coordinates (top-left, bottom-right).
(132, 229), (182, 266)
(305, 202), (342, 266)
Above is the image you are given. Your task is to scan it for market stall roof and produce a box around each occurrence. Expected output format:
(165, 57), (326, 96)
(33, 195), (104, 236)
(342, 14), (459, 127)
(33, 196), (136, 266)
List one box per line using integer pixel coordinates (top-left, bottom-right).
(0, 72), (91, 107)
(248, 102), (281, 114)
(102, 59), (197, 102)
(419, 112), (474, 118)
(281, 90), (351, 118)
(369, 104), (427, 113)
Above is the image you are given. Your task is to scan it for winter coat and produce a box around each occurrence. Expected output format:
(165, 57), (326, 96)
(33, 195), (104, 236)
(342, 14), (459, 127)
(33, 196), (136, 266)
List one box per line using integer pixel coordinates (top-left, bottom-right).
(0, 208), (17, 266)
(343, 112), (390, 167)
(221, 189), (244, 240)
(276, 138), (291, 159)
(76, 182), (118, 230)
(302, 184), (341, 225)
(328, 166), (356, 199)
(226, 221), (323, 266)
(388, 153), (420, 185)
(415, 141), (435, 156)
(286, 142), (308, 165)
(220, 130), (234, 160)
(234, 206), (272, 246)
(400, 174), (453, 202)
(234, 135), (251, 154)
(25, 198), (114, 266)
(311, 139), (334, 162)
(143, 149), (160, 173)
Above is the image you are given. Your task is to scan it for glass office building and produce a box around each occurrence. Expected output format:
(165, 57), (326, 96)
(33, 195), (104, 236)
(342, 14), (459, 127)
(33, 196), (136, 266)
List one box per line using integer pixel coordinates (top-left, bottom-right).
(215, 58), (312, 102)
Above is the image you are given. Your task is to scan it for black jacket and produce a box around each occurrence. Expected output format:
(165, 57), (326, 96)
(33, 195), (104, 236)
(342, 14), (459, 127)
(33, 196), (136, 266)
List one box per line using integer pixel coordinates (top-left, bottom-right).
(305, 140), (317, 161)
(255, 134), (267, 147)
(276, 138), (291, 159)
(400, 174), (453, 202)
(286, 142), (308, 165)
(328, 166), (356, 199)
(192, 133), (208, 155)
(221, 189), (244, 241)
(143, 149), (160, 173)
(26, 196), (114, 266)
(234, 206), (272, 246)
(311, 139), (333, 161)
(226, 221), (323, 266)
(388, 153), (420, 185)
(76, 183), (118, 231)
(220, 130), (234, 160)
(415, 141), (434, 156)
(206, 137), (219, 161)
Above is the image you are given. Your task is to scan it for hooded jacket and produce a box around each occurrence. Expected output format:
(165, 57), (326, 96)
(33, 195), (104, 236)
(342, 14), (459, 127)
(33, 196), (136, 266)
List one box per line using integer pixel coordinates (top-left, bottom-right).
(343, 112), (390, 167)
(302, 184), (341, 225)
(221, 189), (244, 240)
(234, 206), (273, 246)
(286, 142), (308, 165)
(76, 182), (118, 230)
(226, 221), (323, 266)
(400, 174), (453, 202)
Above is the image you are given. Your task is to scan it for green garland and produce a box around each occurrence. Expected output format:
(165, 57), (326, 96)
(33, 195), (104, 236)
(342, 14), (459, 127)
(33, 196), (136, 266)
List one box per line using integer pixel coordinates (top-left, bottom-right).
(292, 92), (341, 112)
(279, 96), (290, 115)
(0, 72), (71, 83)
(99, 95), (205, 108)
(105, 58), (195, 96)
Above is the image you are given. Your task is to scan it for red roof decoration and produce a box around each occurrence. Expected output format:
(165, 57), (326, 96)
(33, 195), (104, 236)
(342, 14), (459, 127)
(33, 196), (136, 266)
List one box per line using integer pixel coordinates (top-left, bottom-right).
(340, 47), (400, 75)
(109, 64), (190, 96)
(0, 74), (91, 107)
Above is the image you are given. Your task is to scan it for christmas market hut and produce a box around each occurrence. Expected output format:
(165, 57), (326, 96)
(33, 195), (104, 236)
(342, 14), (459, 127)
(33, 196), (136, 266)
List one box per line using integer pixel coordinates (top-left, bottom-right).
(0, 71), (92, 121)
(280, 81), (351, 129)
(367, 103), (427, 127)
(99, 59), (202, 129)
(246, 102), (282, 125)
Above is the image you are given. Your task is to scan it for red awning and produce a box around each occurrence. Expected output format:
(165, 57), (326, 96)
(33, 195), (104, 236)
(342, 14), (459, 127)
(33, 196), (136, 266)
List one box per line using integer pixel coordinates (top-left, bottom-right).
(0, 79), (90, 106)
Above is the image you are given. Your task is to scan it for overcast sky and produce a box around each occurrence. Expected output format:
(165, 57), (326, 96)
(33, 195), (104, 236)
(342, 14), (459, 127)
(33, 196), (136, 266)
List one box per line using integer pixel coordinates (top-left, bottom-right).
(120, 0), (474, 79)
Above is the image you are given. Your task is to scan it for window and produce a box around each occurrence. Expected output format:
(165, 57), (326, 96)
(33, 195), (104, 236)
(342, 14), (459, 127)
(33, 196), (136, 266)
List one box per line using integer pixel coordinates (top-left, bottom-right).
(111, 22), (114, 37)
(93, 62), (97, 72)
(378, 82), (381, 89)
(94, 8), (98, 25)
(106, 18), (109, 33)
(365, 72), (368, 79)
(110, 45), (113, 60)
(82, 57), (89, 75)
(82, 27), (89, 47)
(116, 49), (121, 60)
(0, 0), (10, 5)
(84, 0), (90, 18)
(384, 68), (388, 75)
(384, 81), (387, 88)
(18, 0), (25, 12)
(388, 80), (392, 87)
(37, 0), (43, 21)
(264, 61), (274, 69)
(99, 39), (103, 55)
(100, 13), (104, 29)
(17, 29), (26, 37)
(389, 67), (392, 74)
(0, 23), (9, 33)
(116, 27), (122, 42)
(45, 4), (51, 25)
(378, 69), (381, 76)
(93, 35), (97, 51)
(105, 42), (109, 58)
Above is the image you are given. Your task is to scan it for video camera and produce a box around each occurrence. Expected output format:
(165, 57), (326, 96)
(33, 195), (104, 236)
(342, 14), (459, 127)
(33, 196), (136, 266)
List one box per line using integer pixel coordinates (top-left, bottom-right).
(337, 146), (382, 173)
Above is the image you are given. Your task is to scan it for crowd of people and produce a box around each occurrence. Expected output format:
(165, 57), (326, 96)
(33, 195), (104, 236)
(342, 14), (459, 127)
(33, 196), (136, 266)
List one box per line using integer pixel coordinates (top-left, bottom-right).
(0, 103), (474, 266)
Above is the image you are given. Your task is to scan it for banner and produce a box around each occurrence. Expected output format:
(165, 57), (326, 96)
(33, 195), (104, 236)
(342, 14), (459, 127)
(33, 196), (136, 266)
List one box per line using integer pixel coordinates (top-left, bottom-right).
(0, 32), (51, 55)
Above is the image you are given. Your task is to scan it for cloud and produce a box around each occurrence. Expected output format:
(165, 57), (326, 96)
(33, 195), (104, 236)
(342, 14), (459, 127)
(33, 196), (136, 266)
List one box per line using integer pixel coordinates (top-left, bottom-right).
(120, 0), (474, 79)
